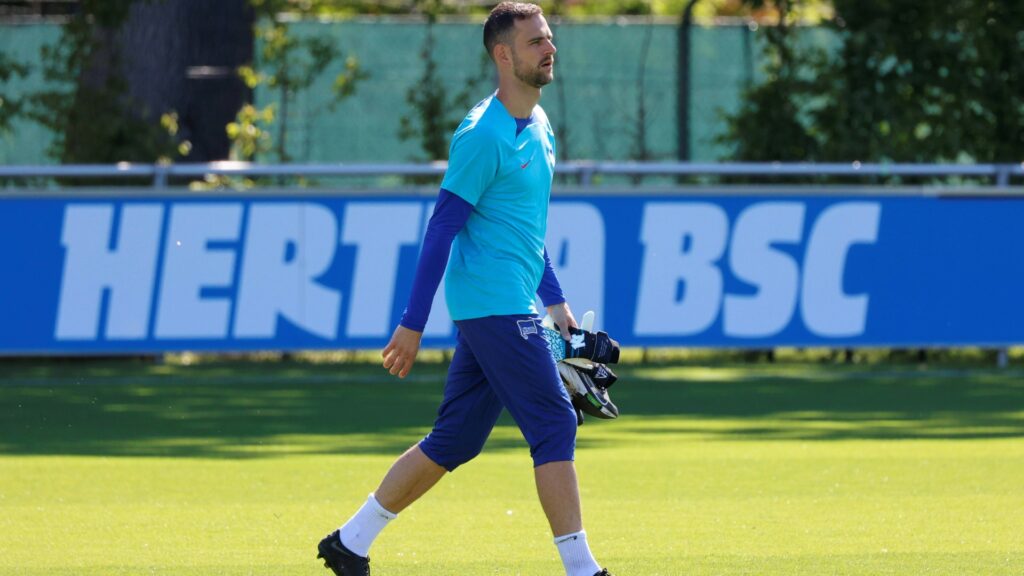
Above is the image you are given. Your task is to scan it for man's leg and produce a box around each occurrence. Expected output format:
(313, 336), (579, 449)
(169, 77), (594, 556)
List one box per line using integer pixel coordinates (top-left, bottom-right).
(455, 316), (607, 576)
(537, 461), (604, 576)
(535, 460), (582, 535)
(326, 444), (444, 569)
(377, 329), (500, 513)
(321, 330), (503, 574)
(373, 444), (446, 513)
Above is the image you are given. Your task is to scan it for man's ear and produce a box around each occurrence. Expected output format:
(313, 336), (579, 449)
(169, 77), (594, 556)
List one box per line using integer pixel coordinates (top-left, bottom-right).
(493, 43), (512, 67)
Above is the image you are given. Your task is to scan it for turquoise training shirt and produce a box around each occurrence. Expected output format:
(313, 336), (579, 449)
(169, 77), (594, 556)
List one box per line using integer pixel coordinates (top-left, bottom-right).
(440, 92), (557, 321)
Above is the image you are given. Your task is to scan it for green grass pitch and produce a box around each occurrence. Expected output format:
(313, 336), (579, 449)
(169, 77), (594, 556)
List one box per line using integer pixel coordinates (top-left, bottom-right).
(1, 357), (1022, 575)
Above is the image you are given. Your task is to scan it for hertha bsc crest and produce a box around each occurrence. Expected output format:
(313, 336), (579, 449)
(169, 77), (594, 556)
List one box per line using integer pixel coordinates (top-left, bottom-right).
(517, 319), (538, 339)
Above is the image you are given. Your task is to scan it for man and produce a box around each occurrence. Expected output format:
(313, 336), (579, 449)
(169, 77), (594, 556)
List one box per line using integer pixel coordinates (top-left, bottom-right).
(317, 4), (612, 576)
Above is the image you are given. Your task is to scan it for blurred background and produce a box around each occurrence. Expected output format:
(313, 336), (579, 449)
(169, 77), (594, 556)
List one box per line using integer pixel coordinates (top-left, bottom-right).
(2, 0), (1020, 169)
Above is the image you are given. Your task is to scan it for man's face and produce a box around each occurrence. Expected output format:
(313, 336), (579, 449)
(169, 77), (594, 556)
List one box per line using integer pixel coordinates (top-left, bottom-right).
(509, 14), (557, 88)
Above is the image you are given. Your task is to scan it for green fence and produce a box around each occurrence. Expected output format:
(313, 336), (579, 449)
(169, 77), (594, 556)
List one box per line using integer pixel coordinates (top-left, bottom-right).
(0, 18), (834, 166)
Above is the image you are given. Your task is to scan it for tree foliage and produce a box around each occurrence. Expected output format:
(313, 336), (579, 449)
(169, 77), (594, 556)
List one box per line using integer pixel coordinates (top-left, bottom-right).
(229, 0), (832, 20)
(19, 0), (365, 167)
(25, 0), (180, 164)
(721, 0), (1024, 164)
(553, 0), (832, 21)
(236, 0), (366, 163)
(0, 52), (29, 134)
(397, 0), (489, 162)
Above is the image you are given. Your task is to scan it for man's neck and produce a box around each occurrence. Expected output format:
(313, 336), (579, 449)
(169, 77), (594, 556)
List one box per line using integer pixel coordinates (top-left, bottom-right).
(496, 81), (541, 119)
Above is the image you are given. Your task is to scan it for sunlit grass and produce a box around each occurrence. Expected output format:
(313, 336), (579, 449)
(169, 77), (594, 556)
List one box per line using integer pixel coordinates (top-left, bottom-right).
(1, 358), (1022, 575)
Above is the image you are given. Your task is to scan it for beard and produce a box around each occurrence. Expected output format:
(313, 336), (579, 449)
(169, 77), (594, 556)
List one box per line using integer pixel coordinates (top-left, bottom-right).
(511, 51), (553, 88)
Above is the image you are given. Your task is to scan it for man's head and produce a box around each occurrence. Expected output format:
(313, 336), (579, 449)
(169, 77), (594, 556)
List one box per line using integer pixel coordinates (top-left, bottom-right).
(484, 2), (556, 88)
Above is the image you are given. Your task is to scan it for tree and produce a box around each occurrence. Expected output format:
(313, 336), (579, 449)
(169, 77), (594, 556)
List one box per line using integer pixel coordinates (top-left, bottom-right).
(0, 52), (29, 135)
(25, 0), (255, 165)
(235, 0), (366, 163)
(562, 0), (832, 20)
(25, 0), (365, 168)
(27, 0), (176, 165)
(398, 0), (488, 162)
(720, 0), (1024, 165)
(715, 0), (821, 162)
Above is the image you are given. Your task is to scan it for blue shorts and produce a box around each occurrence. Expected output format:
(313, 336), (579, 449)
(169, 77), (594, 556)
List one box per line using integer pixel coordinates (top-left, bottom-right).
(419, 314), (578, 471)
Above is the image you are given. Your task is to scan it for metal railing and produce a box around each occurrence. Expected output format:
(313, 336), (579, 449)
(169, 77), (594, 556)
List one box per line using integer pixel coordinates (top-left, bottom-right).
(2, 161), (1023, 189)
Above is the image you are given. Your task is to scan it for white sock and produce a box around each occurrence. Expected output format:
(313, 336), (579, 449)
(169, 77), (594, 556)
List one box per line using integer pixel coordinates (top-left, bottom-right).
(338, 493), (397, 557)
(554, 530), (602, 576)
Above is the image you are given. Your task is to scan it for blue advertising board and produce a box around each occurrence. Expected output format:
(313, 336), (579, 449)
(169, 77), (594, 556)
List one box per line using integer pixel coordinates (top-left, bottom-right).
(2, 189), (1022, 354)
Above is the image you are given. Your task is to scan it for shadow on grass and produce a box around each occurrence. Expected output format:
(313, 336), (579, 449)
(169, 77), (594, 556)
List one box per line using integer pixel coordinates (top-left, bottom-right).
(0, 361), (455, 458)
(1, 360), (1022, 458)
(615, 366), (1024, 442)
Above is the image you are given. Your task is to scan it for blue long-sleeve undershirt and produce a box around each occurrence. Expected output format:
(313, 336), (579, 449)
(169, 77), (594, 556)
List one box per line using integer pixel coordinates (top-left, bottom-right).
(399, 188), (566, 332)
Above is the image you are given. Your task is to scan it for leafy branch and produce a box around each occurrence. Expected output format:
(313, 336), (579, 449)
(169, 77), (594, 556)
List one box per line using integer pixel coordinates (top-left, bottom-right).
(231, 8), (367, 163)
(398, 10), (489, 162)
(0, 52), (30, 134)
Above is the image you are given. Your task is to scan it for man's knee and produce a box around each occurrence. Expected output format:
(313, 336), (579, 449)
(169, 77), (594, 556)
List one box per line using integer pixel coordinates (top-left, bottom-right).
(529, 405), (578, 467)
(419, 434), (488, 472)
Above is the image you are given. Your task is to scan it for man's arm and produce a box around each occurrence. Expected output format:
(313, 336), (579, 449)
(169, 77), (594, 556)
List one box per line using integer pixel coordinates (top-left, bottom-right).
(538, 247), (577, 340)
(382, 189), (472, 378)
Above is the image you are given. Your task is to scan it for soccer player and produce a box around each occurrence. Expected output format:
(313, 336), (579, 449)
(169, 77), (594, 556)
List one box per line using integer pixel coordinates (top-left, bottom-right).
(317, 4), (612, 576)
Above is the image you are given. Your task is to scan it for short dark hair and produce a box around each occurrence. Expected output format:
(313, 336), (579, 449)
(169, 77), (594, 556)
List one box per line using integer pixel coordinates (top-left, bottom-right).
(483, 2), (543, 59)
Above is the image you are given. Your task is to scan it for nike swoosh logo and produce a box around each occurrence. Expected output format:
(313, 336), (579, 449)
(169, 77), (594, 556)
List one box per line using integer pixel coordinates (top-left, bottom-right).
(521, 161), (531, 169)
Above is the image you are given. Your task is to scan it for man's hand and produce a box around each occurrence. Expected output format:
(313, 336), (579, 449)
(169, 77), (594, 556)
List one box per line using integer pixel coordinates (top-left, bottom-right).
(382, 325), (423, 378)
(545, 302), (578, 341)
